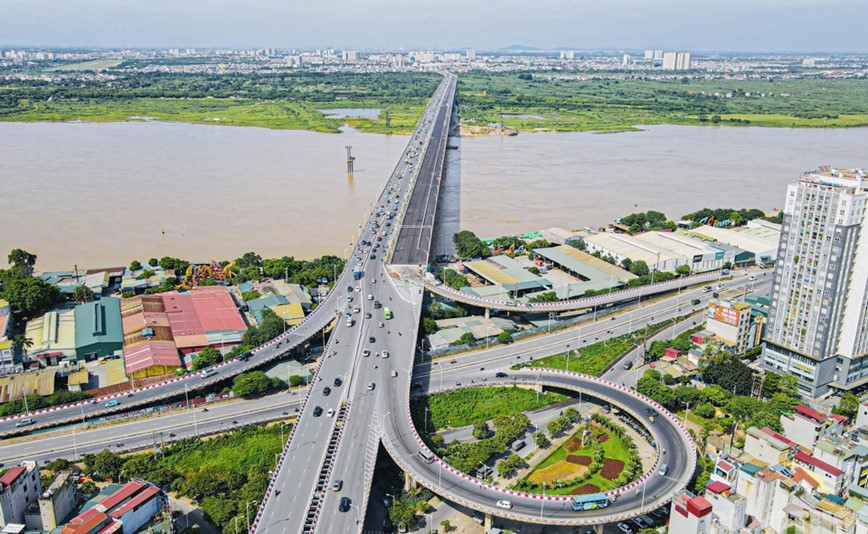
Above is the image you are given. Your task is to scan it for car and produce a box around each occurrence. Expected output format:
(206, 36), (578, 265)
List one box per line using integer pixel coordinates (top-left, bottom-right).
(692, 298), (701, 305)
(623, 361), (634, 370)
(333, 479), (343, 491)
(334, 377), (343, 387)
(327, 408), (335, 418)
(15, 418), (34, 428)
(376, 236), (383, 241)
(367, 382), (375, 390)
(373, 301), (382, 309)
(116, 442), (124, 447)
(717, 283), (725, 289)
(495, 372), (508, 378)
(382, 350), (390, 358)
(365, 312), (372, 319)
(105, 400), (120, 408)
(370, 254), (377, 259)
(339, 497), (351, 512)
(479, 367), (485, 371)
(391, 370), (398, 378)
(367, 294), (374, 300)
(353, 305), (360, 313)
(378, 322), (385, 328)
(369, 336), (376, 343)
(495, 500), (512, 510)
(355, 286), (361, 292)
(749, 275), (758, 281)
(617, 523), (633, 534)
(346, 295), (353, 301)
(702, 286), (712, 293)
(313, 406), (323, 417)
(410, 382), (423, 389)
(323, 387), (331, 396)
(362, 349), (371, 357)
(371, 278), (377, 283)
(347, 286), (353, 292)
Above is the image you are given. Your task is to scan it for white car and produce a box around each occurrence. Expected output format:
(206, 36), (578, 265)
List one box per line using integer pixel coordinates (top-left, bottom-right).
(354, 286), (361, 292)
(617, 523), (633, 534)
(368, 294), (374, 300)
(362, 349), (371, 357)
(327, 408), (335, 418)
(382, 350), (390, 359)
(495, 500), (512, 510)
(391, 370), (398, 378)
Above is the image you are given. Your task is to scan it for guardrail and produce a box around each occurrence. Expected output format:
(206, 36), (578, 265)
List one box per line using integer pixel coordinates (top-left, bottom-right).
(387, 369), (695, 526)
(416, 270), (721, 312)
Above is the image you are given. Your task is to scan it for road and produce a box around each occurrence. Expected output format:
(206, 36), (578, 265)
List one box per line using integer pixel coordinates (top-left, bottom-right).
(253, 73), (458, 534)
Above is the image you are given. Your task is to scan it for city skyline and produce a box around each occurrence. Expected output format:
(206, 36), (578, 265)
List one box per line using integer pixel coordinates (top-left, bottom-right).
(2, 0), (868, 53)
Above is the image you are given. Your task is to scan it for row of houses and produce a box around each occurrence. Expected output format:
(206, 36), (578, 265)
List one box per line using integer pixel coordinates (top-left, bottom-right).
(674, 402), (868, 534)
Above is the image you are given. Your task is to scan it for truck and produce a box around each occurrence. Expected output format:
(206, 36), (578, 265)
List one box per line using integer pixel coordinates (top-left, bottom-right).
(353, 265), (361, 280)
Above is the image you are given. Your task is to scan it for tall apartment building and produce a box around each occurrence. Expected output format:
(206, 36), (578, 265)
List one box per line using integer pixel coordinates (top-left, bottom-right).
(762, 166), (868, 397)
(662, 51), (692, 70)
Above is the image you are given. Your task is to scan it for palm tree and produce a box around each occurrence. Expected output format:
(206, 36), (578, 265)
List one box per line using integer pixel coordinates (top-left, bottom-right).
(12, 334), (33, 361)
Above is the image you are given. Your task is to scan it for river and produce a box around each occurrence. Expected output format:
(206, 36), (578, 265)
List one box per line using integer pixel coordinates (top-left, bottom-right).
(2, 122), (867, 270)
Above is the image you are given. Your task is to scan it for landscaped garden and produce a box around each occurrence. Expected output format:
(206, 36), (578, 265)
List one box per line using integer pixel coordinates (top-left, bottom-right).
(515, 414), (641, 495)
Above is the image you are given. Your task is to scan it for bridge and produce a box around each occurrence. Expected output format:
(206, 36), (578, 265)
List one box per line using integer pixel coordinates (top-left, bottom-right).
(0, 72), (698, 534)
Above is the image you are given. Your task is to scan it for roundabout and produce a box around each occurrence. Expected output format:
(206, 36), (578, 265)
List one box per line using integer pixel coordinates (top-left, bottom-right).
(381, 368), (696, 526)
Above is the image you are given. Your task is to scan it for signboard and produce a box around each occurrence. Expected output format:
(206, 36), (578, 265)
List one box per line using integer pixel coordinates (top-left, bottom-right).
(692, 254), (704, 263)
(707, 303), (740, 326)
(715, 251), (725, 260)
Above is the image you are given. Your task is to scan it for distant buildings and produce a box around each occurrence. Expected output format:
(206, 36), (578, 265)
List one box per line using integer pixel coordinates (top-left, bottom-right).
(341, 50), (358, 63)
(559, 50), (575, 60)
(662, 51), (692, 70)
(762, 166), (868, 398)
(466, 49), (476, 61)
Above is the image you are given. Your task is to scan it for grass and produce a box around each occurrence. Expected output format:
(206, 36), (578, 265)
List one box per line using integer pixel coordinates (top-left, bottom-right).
(520, 317), (676, 376)
(411, 386), (567, 432)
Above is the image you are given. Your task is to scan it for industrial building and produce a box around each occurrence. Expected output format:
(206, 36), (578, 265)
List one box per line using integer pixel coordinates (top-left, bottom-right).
(24, 309), (77, 366)
(762, 167), (868, 398)
(60, 480), (163, 534)
(74, 297), (124, 360)
(684, 219), (779, 267)
(460, 255), (552, 296)
(529, 245), (635, 299)
(585, 231), (738, 273)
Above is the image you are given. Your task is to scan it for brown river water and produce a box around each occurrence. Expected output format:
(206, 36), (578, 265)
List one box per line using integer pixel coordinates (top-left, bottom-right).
(2, 121), (867, 270)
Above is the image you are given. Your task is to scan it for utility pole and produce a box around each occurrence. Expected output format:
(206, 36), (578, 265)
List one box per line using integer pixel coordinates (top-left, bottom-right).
(345, 145), (355, 174)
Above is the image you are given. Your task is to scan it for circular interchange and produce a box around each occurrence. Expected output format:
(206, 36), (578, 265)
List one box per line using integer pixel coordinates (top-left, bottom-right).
(382, 368), (696, 527)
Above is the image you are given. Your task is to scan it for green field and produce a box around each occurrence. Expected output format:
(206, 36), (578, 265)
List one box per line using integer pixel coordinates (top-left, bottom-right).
(2, 69), (866, 133)
(411, 385), (567, 432)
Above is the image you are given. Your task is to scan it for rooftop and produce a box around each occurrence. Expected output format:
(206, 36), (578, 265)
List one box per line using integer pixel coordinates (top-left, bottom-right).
(683, 224), (779, 256)
(794, 450), (844, 477)
(533, 245), (637, 283)
(74, 297), (123, 349)
(584, 232), (682, 265)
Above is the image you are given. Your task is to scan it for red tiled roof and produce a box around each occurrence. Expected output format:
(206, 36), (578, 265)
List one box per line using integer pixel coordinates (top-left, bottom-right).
(829, 413), (848, 423)
(795, 451), (843, 477)
(793, 467), (820, 488)
(0, 466), (26, 490)
(687, 495), (713, 517)
(706, 481), (731, 494)
(61, 508), (108, 534)
(94, 521), (123, 534)
(109, 485), (160, 519)
(717, 459), (735, 472)
(795, 404), (826, 423)
(762, 427), (797, 447)
(98, 480), (146, 511)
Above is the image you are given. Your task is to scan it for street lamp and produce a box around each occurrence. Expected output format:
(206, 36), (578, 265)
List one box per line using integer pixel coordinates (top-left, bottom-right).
(540, 482), (546, 519)
(349, 503), (361, 525)
(424, 407), (429, 434)
(245, 500), (258, 533)
(72, 424), (78, 460)
(185, 385), (198, 437)
(682, 401), (691, 424)
(280, 422), (288, 447)
(434, 361), (443, 392)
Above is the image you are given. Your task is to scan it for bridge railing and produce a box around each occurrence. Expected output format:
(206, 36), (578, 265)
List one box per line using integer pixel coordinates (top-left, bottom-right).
(390, 369), (695, 525)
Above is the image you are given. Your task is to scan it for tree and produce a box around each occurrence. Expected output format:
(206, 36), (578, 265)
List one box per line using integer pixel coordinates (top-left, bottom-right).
(440, 519), (452, 532)
(2, 276), (63, 318)
(85, 449), (123, 481)
(453, 332), (476, 346)
(46, 458), (71, 473)
(422, 317), (438, 335)
(701, 351), (756, 396)
(80, 481), (98, 495)
(563, 407), (580, 423)
(711, 114), (721, 123)
(835, 392), (860, 419)
(232, 371), (274, 397)
(629, 260), (649, 276)
(547, 417), (569, 436)
(389, 502), (417, 532)
(528, 291), (559, 303)
(452, 230), (488, 259)
(192, 347), (222, 371)
(620, 257), (633, 272)
(289, 375), (304, 387)
(8, 249), (37, 277)
(130, 260), (142, 271)
(497, 454), (526, 478)
(236, 265), (262, 283)
(675, 265), (691, 276)
(148, 258), (159, 267)
(11, 333), (33, 360)
(497, 330), (514, 344)
(533, 431), (550, 449)
(472, 422), (490, 439)
(693, 404), (716, 419)
(439, 268), (468, 290)
(236, 252), (263, 269)
(73, 285), (94, 304)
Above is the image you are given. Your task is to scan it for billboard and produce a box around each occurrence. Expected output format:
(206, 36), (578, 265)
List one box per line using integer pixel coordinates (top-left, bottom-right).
(707, 303), (740, 326)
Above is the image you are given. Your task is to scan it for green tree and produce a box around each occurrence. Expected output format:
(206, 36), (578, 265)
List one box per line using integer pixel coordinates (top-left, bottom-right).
(8, 249), (37, 277)
(472, 422), (490, 439)
(46, 458), (71, 473)
(73, 285), (94, 304)
(620, 257), (633, 272)
(80, 481), (98, 495)
(711, 114), (721, 123)
(693, 403), (716, 419)
(422, 317), (438, 335)
(389, 502), (417, 532)
(701, 351), (756, 396)
(236, 266), (262, 283)
(236, 252), (263, 269)
(453, 332), (477, 346)
(497, 330), (514, 344)
(289, 375), (304, 387)
(148, 258), (159, 267)
(130, 260), (142, 271)
(440, 519), (451, 532)
(192, 347), (222, 371)
(439, 268), (468, 290)
(2, 276), (63, 317)
(497, 453), (526, 478)
(528, 291), (559, 303)
(232, 371), (274, 397)
(629, 260), (649, 276)
(675, 264), (691, 276)
(452, 230), (488, 259)
(11, 333), (33, 360)
(85, 449), (123, 481)
(533, 431), (550, 449)
(835, 392), (860, 419)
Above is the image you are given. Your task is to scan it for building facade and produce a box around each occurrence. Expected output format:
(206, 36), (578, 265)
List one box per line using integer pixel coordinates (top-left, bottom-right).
(762, 167), (868, 397)
(0, 463), (41, 527)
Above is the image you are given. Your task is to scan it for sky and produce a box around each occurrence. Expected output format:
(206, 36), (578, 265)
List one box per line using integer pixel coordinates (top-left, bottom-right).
(1, 0), (866, 53)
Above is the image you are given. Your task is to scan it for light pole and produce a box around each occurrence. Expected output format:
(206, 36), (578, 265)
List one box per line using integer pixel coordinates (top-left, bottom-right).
(540, 482), (546, 519)
(434, 361), (443, 392)
(641, 480), (647, 511)
(682, 401), (691, 424)
(245, 500), (258, 533)
(72, 424), (78, 459)
(185, 385), (198, 437)
(80, 405), (87, 429)
(350, 503), (361, 525)
(280, 422), (287, 447)
(424, 407), (429, 434)
(671, 298), (680, 338)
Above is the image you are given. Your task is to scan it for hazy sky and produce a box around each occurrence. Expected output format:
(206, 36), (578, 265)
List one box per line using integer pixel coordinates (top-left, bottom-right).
(2, 0), (866, 53)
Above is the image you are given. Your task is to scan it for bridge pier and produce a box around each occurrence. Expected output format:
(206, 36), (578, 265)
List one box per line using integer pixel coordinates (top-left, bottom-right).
(404, 471), (418, 492)
(484, 308), (490, 320)
(484, 513), (493, 533)
(595, 523), (604, 534)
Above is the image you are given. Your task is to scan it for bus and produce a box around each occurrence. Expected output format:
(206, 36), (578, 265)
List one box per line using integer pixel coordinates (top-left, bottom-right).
(383, 307), (392, 320)
(571, 493), (609, 512)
